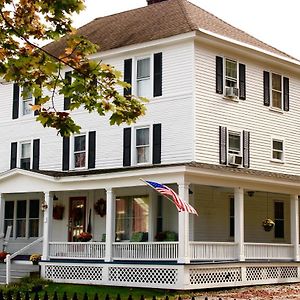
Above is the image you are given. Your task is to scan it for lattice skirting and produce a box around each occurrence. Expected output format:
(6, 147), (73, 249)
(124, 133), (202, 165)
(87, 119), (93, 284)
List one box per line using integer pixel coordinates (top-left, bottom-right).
(40, 262), (300, 290)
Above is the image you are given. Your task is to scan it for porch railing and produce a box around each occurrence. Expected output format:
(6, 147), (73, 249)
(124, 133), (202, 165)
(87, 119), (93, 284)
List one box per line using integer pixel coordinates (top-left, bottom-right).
(189, 241), (237, 261)
(112, 242), (178, 260)
(244, 243), (293, 260)
(49, 242), (105, 259)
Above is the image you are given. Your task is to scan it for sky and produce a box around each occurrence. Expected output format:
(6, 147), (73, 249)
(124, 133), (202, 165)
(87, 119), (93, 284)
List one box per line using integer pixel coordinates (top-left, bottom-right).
(72, 0), (300, 60)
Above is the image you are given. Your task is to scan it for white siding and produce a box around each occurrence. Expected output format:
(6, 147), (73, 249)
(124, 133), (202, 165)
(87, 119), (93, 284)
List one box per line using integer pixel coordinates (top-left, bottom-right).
(194, 43), (300, 176)
(0, 40), (194, 172)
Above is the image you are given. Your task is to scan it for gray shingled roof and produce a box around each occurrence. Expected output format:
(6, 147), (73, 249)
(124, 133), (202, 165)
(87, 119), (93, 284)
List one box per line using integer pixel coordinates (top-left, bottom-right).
(44, 0), (293, 60)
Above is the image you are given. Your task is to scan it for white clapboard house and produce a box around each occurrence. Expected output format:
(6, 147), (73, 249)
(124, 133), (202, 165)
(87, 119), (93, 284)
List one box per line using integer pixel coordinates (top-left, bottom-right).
(1, 0), (300, 290)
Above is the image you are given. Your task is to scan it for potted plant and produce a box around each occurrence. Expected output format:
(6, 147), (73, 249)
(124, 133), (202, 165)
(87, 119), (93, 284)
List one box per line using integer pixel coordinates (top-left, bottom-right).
(53, 204), (65, 220)
(77, 232), (92, 242)
(30, 253), (42, 265)
(262, 218), (275, 232)
(0, 251), (8, 263)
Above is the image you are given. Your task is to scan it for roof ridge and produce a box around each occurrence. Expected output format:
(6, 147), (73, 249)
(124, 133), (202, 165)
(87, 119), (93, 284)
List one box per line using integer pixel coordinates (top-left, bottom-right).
(175, 0), (195, 31)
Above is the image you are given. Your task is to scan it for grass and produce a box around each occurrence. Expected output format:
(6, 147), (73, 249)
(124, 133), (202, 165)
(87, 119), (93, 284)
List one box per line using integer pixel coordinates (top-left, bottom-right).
(1, 277), (188, 300)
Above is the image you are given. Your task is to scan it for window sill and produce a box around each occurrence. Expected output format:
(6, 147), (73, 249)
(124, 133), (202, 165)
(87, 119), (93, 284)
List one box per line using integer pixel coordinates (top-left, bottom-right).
(270, 159), (284, 164)
(222, 96), (239, 103)
(269, 107), (284, 114)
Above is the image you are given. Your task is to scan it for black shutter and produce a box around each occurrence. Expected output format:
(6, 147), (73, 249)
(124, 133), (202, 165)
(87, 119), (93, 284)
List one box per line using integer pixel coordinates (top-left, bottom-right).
(32, 139), (40, 170)
(10, 142), (17, 169)
(62, 136), (70, 171)
(64, 71), (72, 110)
(123, 128), (131, 167)
(239, 63), (246, 100)
(283, 77), (289, 111)
(153, 124), (161, 164)
(154, 52), (162, 97)
(88, 131), (96, 169)
(243, 131), (250, 168)
(216, 56), (223, 94)
(123, 59), (132, 96)
(219, 126), (227, 165)
(263, 71), (270, 106)
(34, 97), (40, 116)
(12, 83), (19, 119)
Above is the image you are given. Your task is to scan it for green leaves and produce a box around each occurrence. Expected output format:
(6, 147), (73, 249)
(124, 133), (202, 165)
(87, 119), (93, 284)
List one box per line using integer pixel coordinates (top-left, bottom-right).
(0, 0), (146, 137)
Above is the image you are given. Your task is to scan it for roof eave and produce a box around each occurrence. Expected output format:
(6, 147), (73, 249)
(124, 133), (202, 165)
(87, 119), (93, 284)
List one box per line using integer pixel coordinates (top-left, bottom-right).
(196, 28), (300, 67)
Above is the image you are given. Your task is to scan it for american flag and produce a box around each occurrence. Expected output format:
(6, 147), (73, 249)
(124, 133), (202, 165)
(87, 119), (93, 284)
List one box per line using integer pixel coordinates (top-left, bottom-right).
(144, 180), (198, 215)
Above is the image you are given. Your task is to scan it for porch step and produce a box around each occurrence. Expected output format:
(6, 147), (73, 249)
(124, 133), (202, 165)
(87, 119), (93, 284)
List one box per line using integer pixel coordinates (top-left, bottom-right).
(0, 262), (39, 284)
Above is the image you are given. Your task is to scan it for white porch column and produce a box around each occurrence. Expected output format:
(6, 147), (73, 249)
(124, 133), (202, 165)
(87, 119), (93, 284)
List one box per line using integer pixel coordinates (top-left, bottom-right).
(178, 183), (190, 264)
(42, 191), (53, 260)
(105, 188), (115, 262)
(148, 190), (156, 241)
(0, 194), (5, 235)
(290, 194), (299, 261)
(234, 187), (245, 261)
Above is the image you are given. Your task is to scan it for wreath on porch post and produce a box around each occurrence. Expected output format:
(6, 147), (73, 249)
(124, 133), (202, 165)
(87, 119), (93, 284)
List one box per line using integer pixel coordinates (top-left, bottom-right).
(94, 198), (106, 217)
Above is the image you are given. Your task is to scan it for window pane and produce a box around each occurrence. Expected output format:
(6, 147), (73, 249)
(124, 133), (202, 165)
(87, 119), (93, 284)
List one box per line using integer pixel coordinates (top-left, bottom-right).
(137, 78), (151, 98)
(21, 143), (31, 158)
(4, 220), (13, 237)
(229, 133), (240, 152)
(16, 220), (26, 237)
(272, 74), (282, 91)
(272, 90), (282, 109)
(275, 202), (284, 218)
(74, 152), (86, 168)
(29, 220), (39, 237)
(273, 140), (283, 151)
(136, 128), (149, 146)
(29, 200), (39, 218)
(23, 100), (32, 115)
(273, 151), (282, 160)
(225, 60), (237, 79)
(132, 196), (149, 233)
(21, 158), (31, 170)
(137, 58), (150, 79)
(5, 201), (14, 219)
(137, 146), (149, 164)
(17, 200), (26, 218)
(74, 136), (86, 152)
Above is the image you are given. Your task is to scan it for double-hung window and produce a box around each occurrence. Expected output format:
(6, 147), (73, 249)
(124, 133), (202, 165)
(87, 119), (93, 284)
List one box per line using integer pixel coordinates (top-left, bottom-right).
(74, 135), (86, 168)
(16, 200), (26, 238)
(136, 57), (151, 98)
(274, 201), (284, 238)
(225, 59), (238, 89)
(20, 141), (31, 170)
(271, 73), (282, 109)
(272, 138), (284, 162)
(22, 87), (33, 116)
(135, 127), (150, 164)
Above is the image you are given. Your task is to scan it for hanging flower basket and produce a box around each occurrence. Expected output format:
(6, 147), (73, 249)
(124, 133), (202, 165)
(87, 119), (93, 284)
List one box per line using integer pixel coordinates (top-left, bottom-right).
(77, 232), (92, 242)
(262, 218), (275, 231)
(53, 205), (65, 220)
(94, 198), (106, 217)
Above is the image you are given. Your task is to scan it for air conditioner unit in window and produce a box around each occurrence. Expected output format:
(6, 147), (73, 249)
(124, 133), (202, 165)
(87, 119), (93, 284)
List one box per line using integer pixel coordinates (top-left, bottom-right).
(225, 87), (239, 98)
(228, 153), (243, 166)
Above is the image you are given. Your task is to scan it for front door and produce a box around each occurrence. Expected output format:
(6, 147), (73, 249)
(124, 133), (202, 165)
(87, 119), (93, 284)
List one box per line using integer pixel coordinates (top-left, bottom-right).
(68, 197), (86, 242)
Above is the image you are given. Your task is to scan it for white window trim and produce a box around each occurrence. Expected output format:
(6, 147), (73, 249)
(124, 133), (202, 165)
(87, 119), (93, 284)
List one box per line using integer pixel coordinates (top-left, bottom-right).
(270, 136), (285, 163)
(223, 57), (239, 100)
(132, 54), (153, 99)
(270, 72), (283, 111)
(71, 133), (88, 170)
(20, 88), (33, 117)
(132, 125), (153, 166)
(3, 196), (41, 240)
(18, 140), (33, 169)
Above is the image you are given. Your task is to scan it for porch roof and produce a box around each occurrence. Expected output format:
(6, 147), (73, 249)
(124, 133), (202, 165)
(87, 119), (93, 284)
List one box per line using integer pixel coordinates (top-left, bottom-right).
(1, 162), (300, 194)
